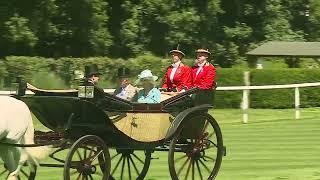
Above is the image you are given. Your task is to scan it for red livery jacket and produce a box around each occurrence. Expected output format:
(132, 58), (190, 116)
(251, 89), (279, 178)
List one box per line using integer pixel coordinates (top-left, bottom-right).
(162, 63), (192, 92)
(192, 63), (216, 90)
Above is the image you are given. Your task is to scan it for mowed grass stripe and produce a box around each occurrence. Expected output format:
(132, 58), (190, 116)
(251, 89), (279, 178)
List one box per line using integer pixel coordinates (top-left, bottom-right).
(2, 108), (320, 180)
(217, 111), (320, 180)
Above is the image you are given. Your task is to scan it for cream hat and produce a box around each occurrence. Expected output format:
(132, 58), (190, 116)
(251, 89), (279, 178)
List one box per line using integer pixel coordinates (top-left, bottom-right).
(135, 69), (158, 85)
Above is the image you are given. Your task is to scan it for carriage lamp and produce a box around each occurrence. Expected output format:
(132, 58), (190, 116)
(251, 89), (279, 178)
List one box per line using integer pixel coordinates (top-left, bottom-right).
(10, 78), (27, 96)
(78, 85), (94, 98)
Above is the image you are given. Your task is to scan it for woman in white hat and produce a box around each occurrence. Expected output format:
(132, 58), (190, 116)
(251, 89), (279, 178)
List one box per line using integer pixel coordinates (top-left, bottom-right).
(134, 69), (161, 103)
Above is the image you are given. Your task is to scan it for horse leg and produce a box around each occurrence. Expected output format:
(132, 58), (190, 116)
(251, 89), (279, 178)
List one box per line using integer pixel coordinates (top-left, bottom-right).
(5, 147), (20, 180)
(1, 147), (18, 180)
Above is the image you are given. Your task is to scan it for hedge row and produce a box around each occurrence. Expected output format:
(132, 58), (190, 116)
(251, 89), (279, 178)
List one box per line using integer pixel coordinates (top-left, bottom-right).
(1, 56), (320, 109)
(250, 69), (320, 108)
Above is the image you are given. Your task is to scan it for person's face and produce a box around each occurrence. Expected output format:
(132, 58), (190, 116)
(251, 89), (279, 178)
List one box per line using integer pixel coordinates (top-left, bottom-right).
(119, 77), (129, 88)
(196, 52), (209, 64)
(141, 78), (153, 88)
(90, 74), (100, 84)
(171, 52), (183, 63)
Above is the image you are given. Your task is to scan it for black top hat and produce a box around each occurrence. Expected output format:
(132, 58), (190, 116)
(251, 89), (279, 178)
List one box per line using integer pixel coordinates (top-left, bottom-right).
(85, 64), (101, 78)
(118, 67), (130, 78)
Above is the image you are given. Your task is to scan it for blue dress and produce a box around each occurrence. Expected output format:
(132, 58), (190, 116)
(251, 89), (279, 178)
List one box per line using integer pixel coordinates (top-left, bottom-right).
(137, 88), (161, 103)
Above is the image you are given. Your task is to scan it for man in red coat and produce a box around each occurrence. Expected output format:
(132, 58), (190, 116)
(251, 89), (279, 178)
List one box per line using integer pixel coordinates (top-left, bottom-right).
(162, 49), (192, 92)
(192, 49), (216, 105)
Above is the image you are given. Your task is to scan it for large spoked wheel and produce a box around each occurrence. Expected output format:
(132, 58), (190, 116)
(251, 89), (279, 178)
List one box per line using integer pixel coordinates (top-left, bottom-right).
(0, 160), (37, 180)
(64, 135), (111, 180)
(168, 113), (224, 180)
(109, 149), (152, 180)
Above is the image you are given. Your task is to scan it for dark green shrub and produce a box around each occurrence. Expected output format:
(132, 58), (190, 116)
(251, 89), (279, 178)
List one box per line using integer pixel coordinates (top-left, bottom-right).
(250, 69), (320, 108)
(214, 68), (244, 108)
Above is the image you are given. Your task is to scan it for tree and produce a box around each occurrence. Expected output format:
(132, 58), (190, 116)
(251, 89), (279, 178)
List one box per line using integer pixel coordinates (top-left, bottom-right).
(3, 14), (38, 55)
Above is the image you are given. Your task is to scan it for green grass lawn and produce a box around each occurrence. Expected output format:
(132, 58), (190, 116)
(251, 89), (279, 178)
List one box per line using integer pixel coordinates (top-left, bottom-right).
(2, 108), (320, 179)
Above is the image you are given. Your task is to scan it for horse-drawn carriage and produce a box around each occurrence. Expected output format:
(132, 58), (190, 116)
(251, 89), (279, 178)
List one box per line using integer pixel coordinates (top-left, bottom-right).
(1, 82), (225, 180)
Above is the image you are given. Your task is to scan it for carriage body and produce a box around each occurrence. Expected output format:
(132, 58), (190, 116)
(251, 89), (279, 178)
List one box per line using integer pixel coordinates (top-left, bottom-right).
(6, 84), (225, 180)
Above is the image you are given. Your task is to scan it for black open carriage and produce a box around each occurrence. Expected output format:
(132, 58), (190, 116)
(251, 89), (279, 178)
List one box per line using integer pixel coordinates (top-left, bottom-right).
(2, 82), (225, 180)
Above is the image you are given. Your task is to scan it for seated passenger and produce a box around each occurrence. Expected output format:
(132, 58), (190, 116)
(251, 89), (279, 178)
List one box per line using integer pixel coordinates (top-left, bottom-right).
(192, 48), (216, 105)
(83, 64), (105, 99)
(133, 70), (161, 103)
(162, 48), (192, 92)
(84, 64), (101, 85)
(114, 67), (137, 101)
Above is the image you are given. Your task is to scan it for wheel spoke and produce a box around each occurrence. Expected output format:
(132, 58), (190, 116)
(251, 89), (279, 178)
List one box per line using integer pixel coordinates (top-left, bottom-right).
(207, 131), (215, 140)
(127, 156), (132, 180)
(93, 157), (107, 167)
(177, 156), (190, 176)
(76, 172), (82, 180)
(70, 161), (81, 169)
(111, 152), (121, 160)
(89, 174), (93, 180)
(203, 155), (215, 162)
(111, 155), (123, 175)
(83, 146), (87, 160)
(184, 159), (192, 180)
(192, 159), (195, 180)
(20, 169), (28, 177)
(175, 154), (188, 163)
(198, 159), (211, 173)
(131, 153), (144, 164)
(128, 155), (140, 176)
(201, 121), (210, 135)
(88, 146), (95, 161)
(76, 150), (83, 161)
(196, 161), (203, 180)
(121, 155), (126, 180)
(82, 175), (87, 180)
(208, 140), (218, 148)
(90, 150), (103, 163)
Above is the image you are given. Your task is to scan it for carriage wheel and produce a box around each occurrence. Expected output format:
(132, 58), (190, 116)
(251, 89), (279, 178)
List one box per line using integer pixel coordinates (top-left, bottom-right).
(168, 113), (224, 180)
(109, 149), (151, 180)
(0, 160), (37, 180)
(64, 135), (111, 180)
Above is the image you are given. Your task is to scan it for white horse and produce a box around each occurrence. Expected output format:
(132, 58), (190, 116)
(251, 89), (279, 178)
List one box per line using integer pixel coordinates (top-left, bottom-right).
(0, 96), (51, 180)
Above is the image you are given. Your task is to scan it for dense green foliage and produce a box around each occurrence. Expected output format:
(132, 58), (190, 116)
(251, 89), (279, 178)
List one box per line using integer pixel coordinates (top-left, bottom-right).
(0, 0), (319, 67)
(215, 69), (244, 108)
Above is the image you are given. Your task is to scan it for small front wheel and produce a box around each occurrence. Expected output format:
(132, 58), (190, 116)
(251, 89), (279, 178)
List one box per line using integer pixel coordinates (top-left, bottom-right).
(168, 113), (224, 180)
(64, 135), (111, 180)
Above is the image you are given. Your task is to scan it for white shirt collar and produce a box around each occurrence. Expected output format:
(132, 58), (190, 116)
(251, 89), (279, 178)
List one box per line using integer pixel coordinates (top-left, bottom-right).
(197, 61), (206, 67)
(172, 61), (181, 68)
